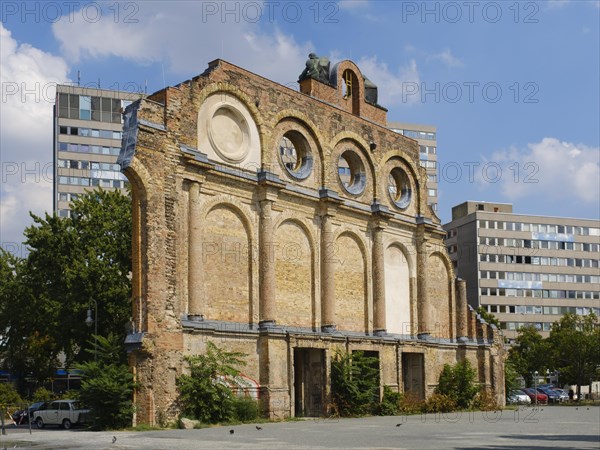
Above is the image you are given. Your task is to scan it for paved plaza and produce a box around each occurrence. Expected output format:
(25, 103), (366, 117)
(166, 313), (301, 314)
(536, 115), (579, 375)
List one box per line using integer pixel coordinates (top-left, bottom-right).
(2, 406), (599, 449)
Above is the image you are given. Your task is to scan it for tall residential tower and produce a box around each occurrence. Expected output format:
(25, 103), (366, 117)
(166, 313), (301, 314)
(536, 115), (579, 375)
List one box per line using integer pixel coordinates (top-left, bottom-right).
(53, 85), (141, 216)
(444, 201), (600, 341)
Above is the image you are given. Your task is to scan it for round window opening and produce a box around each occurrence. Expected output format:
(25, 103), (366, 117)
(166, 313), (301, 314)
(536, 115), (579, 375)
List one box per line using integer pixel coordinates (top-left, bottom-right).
(388, 167), (412, 209)
(278, 131), (313, 179)
(338, 150), (366, 195)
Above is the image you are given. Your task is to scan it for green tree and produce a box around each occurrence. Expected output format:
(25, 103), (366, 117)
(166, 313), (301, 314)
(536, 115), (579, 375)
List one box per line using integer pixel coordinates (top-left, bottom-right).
(0, 189), (132, 389)
(436, 359), (479, 409)
(507, 325), (548, 386)
(0, 383), (23, 406)
(176, 342), (247, 424)
(548, 313), (600, 400)
(0, 249), (60, 391)
(77, 334), (135, 429)
(476, 306), (500, 328)
(330, 351), (380, 416)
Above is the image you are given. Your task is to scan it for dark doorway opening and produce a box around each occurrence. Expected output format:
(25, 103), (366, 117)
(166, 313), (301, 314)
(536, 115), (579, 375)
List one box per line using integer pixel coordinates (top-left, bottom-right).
(402, 352), (425, 401)
(293, 348), (325, 417)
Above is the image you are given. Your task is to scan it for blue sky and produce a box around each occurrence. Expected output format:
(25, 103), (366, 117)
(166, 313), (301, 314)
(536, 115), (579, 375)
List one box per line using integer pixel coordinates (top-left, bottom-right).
(1, 0), (599, 254)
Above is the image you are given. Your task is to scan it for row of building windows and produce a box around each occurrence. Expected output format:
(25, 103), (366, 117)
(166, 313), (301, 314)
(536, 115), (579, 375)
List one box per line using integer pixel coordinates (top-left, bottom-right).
(478, 220), (599, 236)
(58, 159), (121, 172)
(428, 174), (437, 182)
(58, 176), (128, 189)
(420, 160), (437, 169)
(485, 304), (599, 316)
(480, 287), (600, 299)
(393, 129), (436, 141)
(502, 322), (553, 332)
(480, 254), (599, 268)
(480, 270), (599, 284)
(419, 145), (437, 155)
(428, 189), (437, 197)
(504, 271), (599, 283)
(58, 193), (79, 203)
(478, 237), (600, 252)
(58, 142), (121, 156)
(57, 93), (131, 123)
(59, 125), (122, 140)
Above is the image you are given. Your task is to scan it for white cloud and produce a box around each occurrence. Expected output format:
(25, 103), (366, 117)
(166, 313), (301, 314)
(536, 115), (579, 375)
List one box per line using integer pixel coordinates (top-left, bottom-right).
(428, 49), (464, 68)
(0, 23), (70, 252)
(484, 138), (600, 206)
(357, 56), (421, 106)
(52, 3), (312, 86)
(338, 0), (369, 10)
(545, 0), (571, 9)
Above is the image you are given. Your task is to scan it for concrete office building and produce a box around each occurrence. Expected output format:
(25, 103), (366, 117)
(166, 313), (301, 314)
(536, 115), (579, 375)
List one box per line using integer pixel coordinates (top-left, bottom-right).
(444, 201), (600, 341)
(53, 85), (141, 216)
(388, 122), (438, 213)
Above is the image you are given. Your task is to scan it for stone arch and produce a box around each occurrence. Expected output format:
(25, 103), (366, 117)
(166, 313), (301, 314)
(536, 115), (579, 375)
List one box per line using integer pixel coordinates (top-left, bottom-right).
(427, 251), (454, 339)
(329, 131), (377, 201)
(273, 218), (316, 328)
(329, 60), (367, 115)
(381, 153), (423, 216)
(195, 82), (266, 131)
(270, 112), (326, 187)
(122, 159), (150, 333)
(200, 199), (256, 323)
(333, 230), (369, 332)
(384, 243), (412, 335)
(196, 83), (266, 169)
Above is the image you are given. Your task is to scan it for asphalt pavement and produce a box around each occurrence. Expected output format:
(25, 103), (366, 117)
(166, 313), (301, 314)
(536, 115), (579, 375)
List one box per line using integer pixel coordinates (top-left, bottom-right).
(1, 406), (599, 449)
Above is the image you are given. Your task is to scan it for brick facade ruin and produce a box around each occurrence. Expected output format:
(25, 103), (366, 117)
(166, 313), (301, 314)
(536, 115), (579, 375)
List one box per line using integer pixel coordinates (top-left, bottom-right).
(119, 58), (505, 425)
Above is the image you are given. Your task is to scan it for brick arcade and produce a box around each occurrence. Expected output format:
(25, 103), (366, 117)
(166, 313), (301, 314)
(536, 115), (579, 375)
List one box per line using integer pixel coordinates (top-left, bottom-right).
(119, 57), (504, 425)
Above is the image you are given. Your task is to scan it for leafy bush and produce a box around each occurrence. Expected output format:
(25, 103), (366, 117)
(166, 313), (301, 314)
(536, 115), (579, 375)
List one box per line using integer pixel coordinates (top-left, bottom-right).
(472, 388), (498, 411)
(32, 387), (54, 402)
(436, 360), (479, 409)
(0, 383), (23, 405)
(77, 334), (135, 430)
(398, 392), (425, 414)
(423, 393), (457, 413)
(376, 386), (401, 416)
(233, 396), (260, 421)
(176, 342), (247, 424)
(331, 350), (380, 416)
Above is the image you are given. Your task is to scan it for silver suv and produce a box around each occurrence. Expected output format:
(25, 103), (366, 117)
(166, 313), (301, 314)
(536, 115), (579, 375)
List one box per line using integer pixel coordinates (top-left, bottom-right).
(34, 400), (90, 429)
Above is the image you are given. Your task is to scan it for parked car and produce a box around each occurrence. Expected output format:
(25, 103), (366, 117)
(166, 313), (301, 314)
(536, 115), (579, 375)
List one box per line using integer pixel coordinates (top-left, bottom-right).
(537, 387), (560, 404)
(552, 388), (569, 402)
(33, 400), (90, 429)
(523, 388), (548, 405)
(506, 389), (532, 405)
(11, 401), (46, 425)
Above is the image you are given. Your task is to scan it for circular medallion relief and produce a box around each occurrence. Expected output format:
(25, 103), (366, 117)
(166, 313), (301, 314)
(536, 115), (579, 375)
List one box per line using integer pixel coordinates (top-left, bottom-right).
(207, 106), (250, 163)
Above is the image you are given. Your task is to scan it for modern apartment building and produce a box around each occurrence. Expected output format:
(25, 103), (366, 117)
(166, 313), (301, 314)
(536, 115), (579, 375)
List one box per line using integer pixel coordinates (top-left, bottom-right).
(53, 85), (142, 216)
(443, 201), (600, 341)
(388, 122), (438, 213)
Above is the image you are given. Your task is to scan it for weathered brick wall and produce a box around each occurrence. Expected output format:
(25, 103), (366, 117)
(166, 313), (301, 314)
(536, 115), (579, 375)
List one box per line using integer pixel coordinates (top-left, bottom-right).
(334, 233), (368, 331)
(427, 253), (452, 338)
(274, 221), (313, 327)
(122, 58), (503, 424)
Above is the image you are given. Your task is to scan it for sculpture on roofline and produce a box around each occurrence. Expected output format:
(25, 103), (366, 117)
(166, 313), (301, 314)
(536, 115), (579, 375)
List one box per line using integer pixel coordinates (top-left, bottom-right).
(298, 53), (330, 83)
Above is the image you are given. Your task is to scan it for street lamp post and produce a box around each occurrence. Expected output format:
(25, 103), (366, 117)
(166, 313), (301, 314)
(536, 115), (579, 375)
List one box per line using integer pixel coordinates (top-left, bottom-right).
(85, 298), (98, 360)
